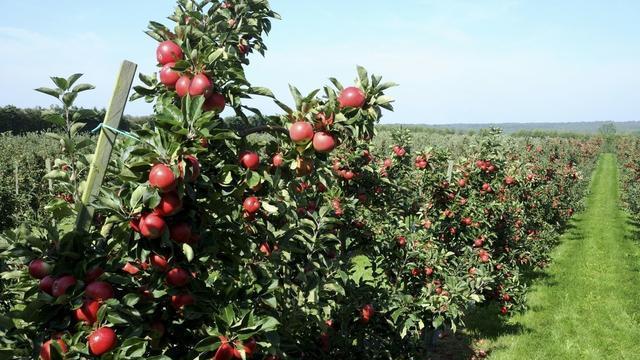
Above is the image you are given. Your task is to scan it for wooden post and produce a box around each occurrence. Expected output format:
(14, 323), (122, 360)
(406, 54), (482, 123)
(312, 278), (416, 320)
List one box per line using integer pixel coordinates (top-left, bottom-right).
(446, 160), (454, 182)
(14, 160), (19, 195)
(75, 60), (137, 231)
(45, 158), (53, 193)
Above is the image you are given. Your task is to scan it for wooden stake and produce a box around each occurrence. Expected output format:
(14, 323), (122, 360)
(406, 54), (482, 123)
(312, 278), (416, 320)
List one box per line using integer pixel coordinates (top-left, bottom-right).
(75, 60), (137, 231)
(45, 158), (53, 193)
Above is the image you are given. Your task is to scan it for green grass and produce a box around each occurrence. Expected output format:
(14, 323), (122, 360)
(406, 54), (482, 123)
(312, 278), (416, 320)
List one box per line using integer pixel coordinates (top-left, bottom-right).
(470, 153), (640, 359)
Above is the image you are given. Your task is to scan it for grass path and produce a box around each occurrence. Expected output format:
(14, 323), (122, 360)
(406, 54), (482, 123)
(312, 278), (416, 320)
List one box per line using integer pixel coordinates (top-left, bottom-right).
(478, 154), (640, 359)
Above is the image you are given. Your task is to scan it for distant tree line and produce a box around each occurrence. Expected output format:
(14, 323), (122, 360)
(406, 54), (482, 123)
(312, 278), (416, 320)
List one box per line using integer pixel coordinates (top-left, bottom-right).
(0, 105), (154, 134)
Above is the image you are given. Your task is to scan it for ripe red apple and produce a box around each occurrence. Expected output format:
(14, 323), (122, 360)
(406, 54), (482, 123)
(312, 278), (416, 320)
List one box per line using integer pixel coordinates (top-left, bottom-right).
(312, 132), (336, 153)
(189, 73), (212, 97)
(175, 75), (191, 97)
(88, 327), (117, 356)
(122, 262), (140, 275)
(342, 170), (354, 180)
(239, 151), (260, 170)
(500, 306), (508, 315)
(156, 40), (183, 65)
(170, 293), (195, 309)
(39, 275), (56, 295)
(166, 267), (191, 287)
(140, 213), (167, 239)
(461, 217), (472, 226)
(204, 92), (226, 112)
(396, 236), (406, 248)
(51, 275), (76, 297)
(86, 281), (114, 301)
(150, 254), (169, 271)
(28, 259), (51, 279)
(74, 299), (100, 324)
(360, 304), (375, 324)
(458, 178), (466, 187)
(159, 62), (181, 87)
(338, 86), (366, 108)
(502, 293), (511, 302)
(149, 163), (177, 192)
(214, 339), (234, 360)
(289, 121), (314, 143)
(272, 153), (284, 167)
(85, 266), (104, 282)
(504, 176), (516, 186)
(40, 339), (68, 360)
(243, 197), (261, 214)
(181, 155), (201, 182)
(259, 242), (272, 256)
(170, 222), (192, 243)
(154, 192), (182, 217)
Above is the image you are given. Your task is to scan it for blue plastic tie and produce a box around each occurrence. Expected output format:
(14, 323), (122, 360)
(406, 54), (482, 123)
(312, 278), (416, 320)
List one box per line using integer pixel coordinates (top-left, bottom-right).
(91, 123), (140, 141)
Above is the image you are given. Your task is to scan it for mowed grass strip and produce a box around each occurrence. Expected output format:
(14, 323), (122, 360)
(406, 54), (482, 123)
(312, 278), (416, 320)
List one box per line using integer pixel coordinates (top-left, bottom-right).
(483, 154), (640, 359)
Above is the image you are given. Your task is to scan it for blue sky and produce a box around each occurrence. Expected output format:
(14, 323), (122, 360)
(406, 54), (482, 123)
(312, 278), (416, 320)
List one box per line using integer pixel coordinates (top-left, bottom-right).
(1, 0), (639, 124)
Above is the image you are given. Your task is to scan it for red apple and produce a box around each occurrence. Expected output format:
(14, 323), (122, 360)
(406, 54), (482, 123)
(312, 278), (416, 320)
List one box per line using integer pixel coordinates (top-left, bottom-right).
(85, 266), (104, 282)
(170, 222), (192, 243)
(338, 86), (366, 108)
(85, 281), (114, 301)
(243, 197), (261, 214)
(122, 262), (140, 275)
(272, 153), (284, 167)
(88, 327), (117, 356)
(39, 275), (56, 295)
(51, 275), (76, 297)
(154, 192), (182, 217)
(28, 259), (51, 279)
(150, 254), (169, 271)
(159, 62), (180, 87)
(289, 121), (314, 143)
(74, 299), (100, 324)
(175, 75), (191, 97)
(189, 73), (212, 97)
(149, 163), (177, 192)
(239, 151), (260, 170)
(140, 213), (167, 239)
(40, 339), (68, 360)
(312, 132), (336, 153)
(166, 267), (191, 287)
(360, 304), (375, 324)
(170, 293), (195, 309)
(204, 92), (226, 112)
(156, 40), (183, 65)
(180, 155), (200, 182)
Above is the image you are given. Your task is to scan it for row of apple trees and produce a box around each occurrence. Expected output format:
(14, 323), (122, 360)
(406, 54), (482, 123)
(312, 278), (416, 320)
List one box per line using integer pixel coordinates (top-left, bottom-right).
(0, 0), (601, 359)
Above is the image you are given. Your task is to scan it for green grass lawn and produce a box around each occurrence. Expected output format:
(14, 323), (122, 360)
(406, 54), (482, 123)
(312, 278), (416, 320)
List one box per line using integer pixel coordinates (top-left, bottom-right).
(468, 154), (640, 359)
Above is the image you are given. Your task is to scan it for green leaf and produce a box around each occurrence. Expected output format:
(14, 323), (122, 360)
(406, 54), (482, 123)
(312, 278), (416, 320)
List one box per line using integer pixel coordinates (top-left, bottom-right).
(248, 87), (275, 98)
(35, 87), (61, 98)
(62, 92), (78, 107)
(72, 83), (95, 93)
(220, 305), (235, 326)
(182, 243), (194, 262)
(208, 48), (225, 63)
(50, 76), (68, 90)
(349, 255), (374, 285)
(66, 73), (83, 87)
(261, 202), (278, 214)
(44, 170), (68, 180)
(42, 113), (65, 127)
(130, 185), (146, 209)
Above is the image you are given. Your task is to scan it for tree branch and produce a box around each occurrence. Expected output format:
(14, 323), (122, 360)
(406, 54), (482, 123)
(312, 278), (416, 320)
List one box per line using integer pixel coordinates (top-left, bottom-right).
(239, 125), (288, 137)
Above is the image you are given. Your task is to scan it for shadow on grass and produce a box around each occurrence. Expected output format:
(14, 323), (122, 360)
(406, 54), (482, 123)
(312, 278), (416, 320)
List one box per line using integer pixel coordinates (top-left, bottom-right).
(425, 216), (587, 359)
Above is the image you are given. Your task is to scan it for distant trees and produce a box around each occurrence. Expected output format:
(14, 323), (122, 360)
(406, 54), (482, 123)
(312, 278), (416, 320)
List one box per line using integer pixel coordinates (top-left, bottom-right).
(0, 105), (153, 134)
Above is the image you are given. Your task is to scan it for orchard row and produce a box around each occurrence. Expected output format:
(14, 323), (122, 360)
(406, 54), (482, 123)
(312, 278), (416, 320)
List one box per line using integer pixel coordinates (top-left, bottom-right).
(0, 1), (601, 359)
